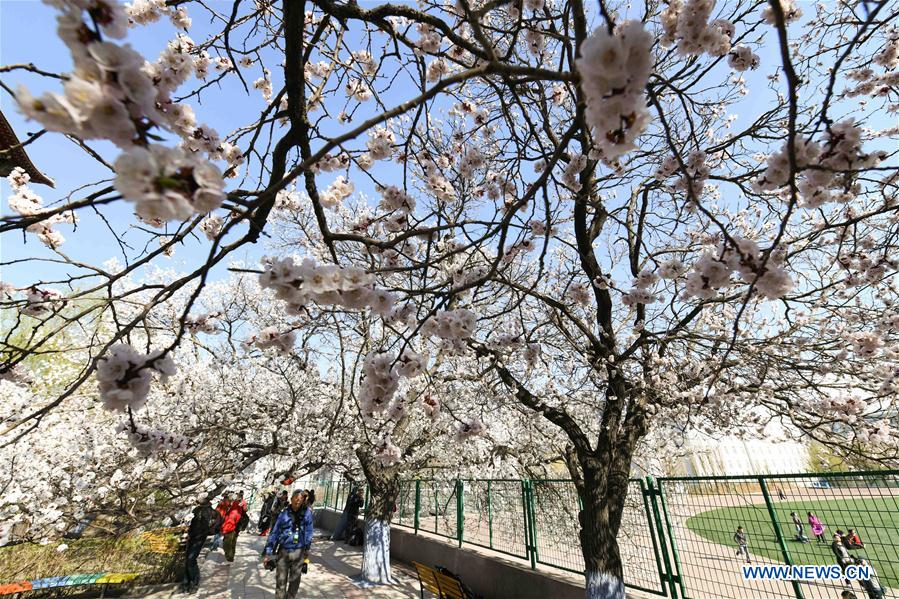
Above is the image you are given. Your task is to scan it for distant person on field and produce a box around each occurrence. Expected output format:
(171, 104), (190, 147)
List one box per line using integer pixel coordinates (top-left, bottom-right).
(733, 526), (751, 564)
(854, 558), (884, 599)
(831, 533), (853, 585)
(845, 528), (864, 549)
(808, 512), (826, 543)
(790, 512), (809, 543)
(777, 487), (787, 501)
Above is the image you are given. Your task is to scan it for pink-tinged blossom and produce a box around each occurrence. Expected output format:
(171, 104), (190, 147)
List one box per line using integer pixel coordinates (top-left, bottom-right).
(576, 21), (653, 160)
(96, 344), (175, 412)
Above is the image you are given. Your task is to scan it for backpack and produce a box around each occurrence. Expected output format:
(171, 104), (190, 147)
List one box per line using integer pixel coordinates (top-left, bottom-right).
(238, 509), (250, 532)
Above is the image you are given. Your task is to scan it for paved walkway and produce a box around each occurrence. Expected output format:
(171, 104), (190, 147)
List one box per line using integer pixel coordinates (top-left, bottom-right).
(134, 530), (420, 599)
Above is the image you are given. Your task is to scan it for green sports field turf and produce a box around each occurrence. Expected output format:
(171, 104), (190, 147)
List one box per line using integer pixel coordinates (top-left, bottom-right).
(685, 496), (899, 587)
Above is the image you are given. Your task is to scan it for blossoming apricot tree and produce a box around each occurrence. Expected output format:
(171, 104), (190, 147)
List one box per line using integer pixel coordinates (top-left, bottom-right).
(2, 0), (897, 596)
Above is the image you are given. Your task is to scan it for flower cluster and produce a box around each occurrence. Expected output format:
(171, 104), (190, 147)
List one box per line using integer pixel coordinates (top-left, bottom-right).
(762, 0), (803, 25)
(366, 126), (395, 161)
(561, 154), (588, 192)
(455, 417), (484, 441)
(576, 21), (653, 159)
(245, 327), (296, 355)
(185, 313), (219, 335)
(849, 331), (884, 359)
(416, 23), (442, 54)
(259, 256), (397, 316)
(570, 282), (592, 305)
(373, 436), (402, 465)
(7, 168), (76, 249)
(754, 121), (885, 208)
(200, 214), (225, 240)
(622, 269), (660, 307)
(874, 29), (899, 68)
(114, 145), (226, 222)
(96, 344), (176, 412)
(856, 422), (894, 447)
(379, 185), (416, 215)
(421, 309), (477, 340)
(660, 0), (734, 57)
(395, 349), (427, 378)
(360, 351), (400, 413)
(421, 393), (441, 419)
(426, 58), (450, 82)
(683, 237), (793, 300)
(22, 287), (65, 318)
(126, 0), (191, 28)
(117, 420), (190, 453)
(728, 45), (760, 72)
(655, 150), (710, 202)
(320, 176), (354, 209)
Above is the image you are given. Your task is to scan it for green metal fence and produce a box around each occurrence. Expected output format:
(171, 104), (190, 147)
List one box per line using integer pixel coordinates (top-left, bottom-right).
(316, 470), (899, 599)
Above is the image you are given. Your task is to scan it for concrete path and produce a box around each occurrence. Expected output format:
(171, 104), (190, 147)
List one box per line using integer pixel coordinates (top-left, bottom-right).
(133, 530), (420, 599)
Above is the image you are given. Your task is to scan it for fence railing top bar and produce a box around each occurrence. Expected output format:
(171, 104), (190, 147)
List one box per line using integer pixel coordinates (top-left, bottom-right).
(656, 468), (899, 482)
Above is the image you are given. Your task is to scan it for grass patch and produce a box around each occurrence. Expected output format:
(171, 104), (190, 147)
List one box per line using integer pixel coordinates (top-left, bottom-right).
(685, 496), (899, 587)
(0, 529), (183, 585)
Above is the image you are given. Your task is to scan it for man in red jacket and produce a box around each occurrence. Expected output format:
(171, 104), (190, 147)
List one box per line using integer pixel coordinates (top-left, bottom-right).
(221, 495), (244, 562)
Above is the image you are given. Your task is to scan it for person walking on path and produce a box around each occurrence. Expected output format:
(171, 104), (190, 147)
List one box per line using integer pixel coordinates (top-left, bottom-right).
(236, 491), (250, 534)
(258, 490), (276, 534)
(263, 490), (313, 599)
(808, 512), (826, 543)
(733, 526), (751, 564)
(221, 496), (244, 562)
(270, 490), (288, 527)
(208, 495), (230, 553)
(181, 496), (217, 594)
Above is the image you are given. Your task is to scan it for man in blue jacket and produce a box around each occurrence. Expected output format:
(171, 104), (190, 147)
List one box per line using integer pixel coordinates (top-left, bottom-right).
(263, 490), (313, 599)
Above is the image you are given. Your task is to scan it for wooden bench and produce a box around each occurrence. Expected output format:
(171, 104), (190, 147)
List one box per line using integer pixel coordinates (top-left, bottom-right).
(411, 562), (468, 599)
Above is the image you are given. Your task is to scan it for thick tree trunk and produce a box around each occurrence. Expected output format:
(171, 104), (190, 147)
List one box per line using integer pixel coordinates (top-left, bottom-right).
(362, 518), (392, 583)
(357, 450), (400, 584)
(580, 484), (627, 599)
(573, 438), (639, 599)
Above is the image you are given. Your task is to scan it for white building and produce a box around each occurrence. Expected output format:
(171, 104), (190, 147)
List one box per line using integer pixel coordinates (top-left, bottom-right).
(679, 432), (809, 476)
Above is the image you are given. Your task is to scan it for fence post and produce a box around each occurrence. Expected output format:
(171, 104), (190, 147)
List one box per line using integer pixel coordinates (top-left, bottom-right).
(657, 480), (687, 599)
(487, 480), (494, 550)
(523, 480), (537, 570)
(414, 480), (421, 534)
(759, 477), (805, 599)
(457, 479), (464, 547)
(645, 477), (679, 599)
